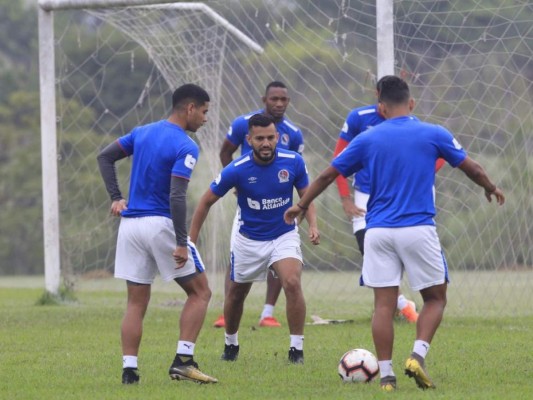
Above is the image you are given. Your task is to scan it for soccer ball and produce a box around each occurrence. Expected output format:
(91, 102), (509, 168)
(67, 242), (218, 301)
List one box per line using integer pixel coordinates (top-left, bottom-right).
(338, 348), (379, 383)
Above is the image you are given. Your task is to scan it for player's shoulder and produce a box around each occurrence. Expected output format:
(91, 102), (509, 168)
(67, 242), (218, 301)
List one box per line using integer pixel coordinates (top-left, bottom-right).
(279, 116), (301, 133)
(348, 104), (379, 118)
(234, 109), (262, 124)
(276, 148), (303, 162)
(231, 152), (253, 168)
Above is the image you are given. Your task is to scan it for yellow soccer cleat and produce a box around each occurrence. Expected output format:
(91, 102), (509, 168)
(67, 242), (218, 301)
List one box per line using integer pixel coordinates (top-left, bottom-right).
(404, 353), (436, 390)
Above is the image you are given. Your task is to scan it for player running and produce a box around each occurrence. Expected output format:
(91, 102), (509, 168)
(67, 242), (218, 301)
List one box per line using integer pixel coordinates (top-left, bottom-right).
(190, 113), (319, 364)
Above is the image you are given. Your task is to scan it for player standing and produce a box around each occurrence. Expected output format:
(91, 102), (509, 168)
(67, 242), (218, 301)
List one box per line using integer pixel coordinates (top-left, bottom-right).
(213, 81), (305, 329)
(332, 77), (445, 323)
(285, 76), (504, 390)
(97, 84), (217, 384)
(190, 113), (319, 364)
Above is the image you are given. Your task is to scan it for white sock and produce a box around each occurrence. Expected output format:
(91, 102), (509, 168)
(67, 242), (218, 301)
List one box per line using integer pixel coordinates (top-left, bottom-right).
(177, 340), (195, 356)
(260, 304), (275, 320)
(413, 340), (430, 359)
(122, 355), (137, 369)
(225, 332), (239, 346)
(397, 294), (408, 310)
(290, 335), (304, 350)
(378, 360), (394, 378)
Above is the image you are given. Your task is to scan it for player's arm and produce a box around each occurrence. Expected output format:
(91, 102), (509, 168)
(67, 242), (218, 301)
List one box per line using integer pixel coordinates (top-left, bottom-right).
(296, 187), (320, 245)
(219, 138), (239, 167)
(96, 141), (128, 216)
(333, 137), (355, 215)
(189, 189), (221, 244)
(170, 176), (190, 268)
(435, 158), (445, 172)
(457, 157), (505, 205)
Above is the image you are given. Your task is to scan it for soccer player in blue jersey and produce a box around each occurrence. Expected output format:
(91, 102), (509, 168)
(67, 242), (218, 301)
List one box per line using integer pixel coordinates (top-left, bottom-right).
(285, 76), (504, 390)
(190, 113), (319, 364)
(213, 81), (305, 329)
(332, 77), (445, 323)
(97, 84), (217, 384)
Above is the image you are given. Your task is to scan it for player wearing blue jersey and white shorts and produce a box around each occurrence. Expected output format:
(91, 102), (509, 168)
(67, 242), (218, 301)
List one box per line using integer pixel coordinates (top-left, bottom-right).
(97, 84), (217, 385)
(285, 76), (504, 390)
(215, 81), (305, 329)
(190, 114), (319, 364)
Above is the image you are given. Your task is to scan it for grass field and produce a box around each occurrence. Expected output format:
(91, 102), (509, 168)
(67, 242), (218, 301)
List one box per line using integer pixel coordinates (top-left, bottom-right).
(1, 276), (532, 399)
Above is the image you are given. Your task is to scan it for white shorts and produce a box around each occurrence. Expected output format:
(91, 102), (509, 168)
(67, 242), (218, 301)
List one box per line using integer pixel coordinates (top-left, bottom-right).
(229, 207), (243, 251)
(230, 230), (302, 283)
(115, 216), (205, 284)
(361, 225), (448, 291)
(352, 190), (369, 233)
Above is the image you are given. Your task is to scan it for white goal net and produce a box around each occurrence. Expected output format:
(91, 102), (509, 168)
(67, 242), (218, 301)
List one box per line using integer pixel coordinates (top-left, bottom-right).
(40, 0), (532, 317)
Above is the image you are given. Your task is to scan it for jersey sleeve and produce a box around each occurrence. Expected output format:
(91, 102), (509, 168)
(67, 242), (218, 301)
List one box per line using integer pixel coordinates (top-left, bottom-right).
(338, 110), (360, 142)
(293, 155), (310, 190)
(434, 126), (467, 168)
(331, 135), (365, 177)
(226, 117), (247, 147)
(117, 128), (136, 155)
(210, 164), (237, 198)
(291, 129), (305, 154)
(171, 141), (199, 181)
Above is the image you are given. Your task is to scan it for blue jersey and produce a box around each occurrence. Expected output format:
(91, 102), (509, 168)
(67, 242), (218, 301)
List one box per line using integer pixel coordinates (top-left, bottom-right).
(339, 104), (385, 194)
(226, 109), (304, 155)
(210, 149), (309, 241)
(332, 116), (467, 228)
(117, 120), (199, 218)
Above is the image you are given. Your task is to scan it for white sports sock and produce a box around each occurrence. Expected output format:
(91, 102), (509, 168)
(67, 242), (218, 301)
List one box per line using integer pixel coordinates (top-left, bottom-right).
(122, 355), (138, 369)
(397, 294), (408, 310)
(177, 340), (195, 356)
(225, 332), (239, 346)
(290, 335), (304, 350)
(413, 340), (430, 359)
(260, 304), (275, 320)
(378, 360), (394, 378)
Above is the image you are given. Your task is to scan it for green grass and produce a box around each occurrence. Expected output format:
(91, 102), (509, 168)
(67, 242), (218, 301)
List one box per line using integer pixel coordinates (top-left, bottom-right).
(1, 281), (532, 400)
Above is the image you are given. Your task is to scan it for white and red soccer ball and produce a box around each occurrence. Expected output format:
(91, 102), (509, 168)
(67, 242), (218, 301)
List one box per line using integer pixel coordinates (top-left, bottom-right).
(338, 348), (379, 383)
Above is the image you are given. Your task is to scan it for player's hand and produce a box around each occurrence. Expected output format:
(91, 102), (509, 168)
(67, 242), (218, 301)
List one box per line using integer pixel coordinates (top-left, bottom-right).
(110, 199), (127, 216)
(284, 205), (305, 225)
(341, 196), (366, 218)
(485, 187), (505, 205)
(173, 246), (188, 269)
(308, 226), (320, 245)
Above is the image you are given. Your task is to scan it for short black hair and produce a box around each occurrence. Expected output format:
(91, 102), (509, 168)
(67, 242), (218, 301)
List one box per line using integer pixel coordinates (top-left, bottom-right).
(172, 84), (210, 109)
(265, 81), (287, 95)
(248, 113), (274, 130)
(377, 75), (410, 105)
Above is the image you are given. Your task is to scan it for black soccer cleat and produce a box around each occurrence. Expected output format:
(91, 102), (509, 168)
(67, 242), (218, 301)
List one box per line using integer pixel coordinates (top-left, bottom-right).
(288, 347), (304, 364)
(221, 344), (240, 361)
(122, 367), (140, 384)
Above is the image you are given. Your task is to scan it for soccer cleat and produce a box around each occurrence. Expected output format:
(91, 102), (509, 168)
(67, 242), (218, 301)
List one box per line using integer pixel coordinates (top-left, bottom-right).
(122, 367), (140, 384)
(404, 353), (436, 390)
(213, 314), (225, 328)
(169, 355), (218, 384)
(258, 316), (282, 327)
(400, 300), (419, 323)
(380, 375), (397, 392)
(220, 344), (239, 361)
(288, 347), (304, 364)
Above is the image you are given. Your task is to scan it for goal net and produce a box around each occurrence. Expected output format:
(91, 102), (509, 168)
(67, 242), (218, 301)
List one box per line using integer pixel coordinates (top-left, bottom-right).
(41, 0), (532, 317)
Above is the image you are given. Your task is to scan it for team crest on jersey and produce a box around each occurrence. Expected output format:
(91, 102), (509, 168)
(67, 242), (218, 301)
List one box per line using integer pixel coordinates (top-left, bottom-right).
(281, 133), (290, 146)
(278, 169), (289, 183)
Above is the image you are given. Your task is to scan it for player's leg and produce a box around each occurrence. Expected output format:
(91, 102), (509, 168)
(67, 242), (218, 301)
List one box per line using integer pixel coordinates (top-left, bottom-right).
(221, 280), (253, 361)
(214, 208), (242, 328)
(121, 281), (150, 384)
(153, 220), (217, 383)
(259, 271), (283, 327)
(400, 225), (447, 389)
(362, 227), (403, 389)
(270, 230), (305, 363)
(114, 217), (158, 384)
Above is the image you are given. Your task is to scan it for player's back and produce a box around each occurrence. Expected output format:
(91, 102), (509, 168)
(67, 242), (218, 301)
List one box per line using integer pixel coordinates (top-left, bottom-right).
(119, 120), (198, 218)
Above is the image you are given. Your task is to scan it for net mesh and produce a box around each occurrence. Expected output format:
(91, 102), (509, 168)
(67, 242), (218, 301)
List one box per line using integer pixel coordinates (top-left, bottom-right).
(50, 1), (532, 316)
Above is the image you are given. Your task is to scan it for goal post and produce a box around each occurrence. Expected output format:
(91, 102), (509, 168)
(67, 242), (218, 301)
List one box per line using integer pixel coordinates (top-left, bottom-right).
(37, 0), (263, 295)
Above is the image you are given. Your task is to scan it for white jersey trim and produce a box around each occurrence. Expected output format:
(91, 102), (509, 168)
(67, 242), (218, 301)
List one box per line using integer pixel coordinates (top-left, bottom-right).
(358, 108), (376, 116)
(234, 155), (251, 167)
(277, 151), (296, 159)
(282, 119), (299, 132)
